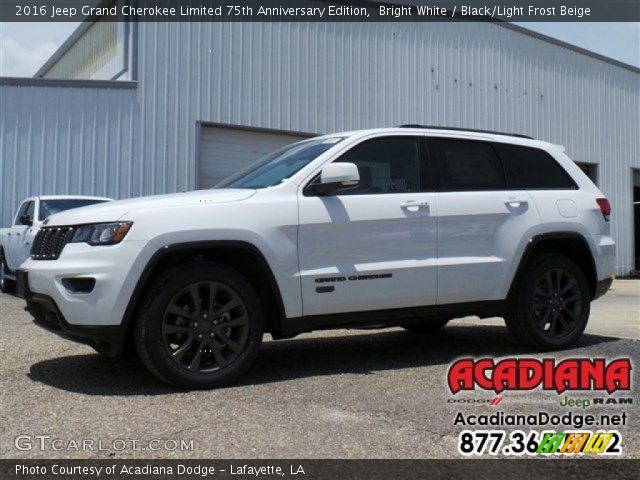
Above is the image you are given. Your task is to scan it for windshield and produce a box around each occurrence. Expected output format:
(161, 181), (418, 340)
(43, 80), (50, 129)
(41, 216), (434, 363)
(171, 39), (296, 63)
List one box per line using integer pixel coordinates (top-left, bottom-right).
(39, 199), (110, 221)
(216, 137), (344, 189)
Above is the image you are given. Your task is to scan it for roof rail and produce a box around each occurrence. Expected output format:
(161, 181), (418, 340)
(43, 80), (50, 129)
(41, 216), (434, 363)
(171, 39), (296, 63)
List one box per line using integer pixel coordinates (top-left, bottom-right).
(397, 125), (534, 140)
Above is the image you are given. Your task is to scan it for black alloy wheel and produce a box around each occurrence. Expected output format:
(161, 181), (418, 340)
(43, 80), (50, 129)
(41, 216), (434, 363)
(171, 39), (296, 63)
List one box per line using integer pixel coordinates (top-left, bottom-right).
(162, 281), (250, 373)
(505, 254), (590, 350)
(531, 268), (583, 340)
(134, 262), (264, 389)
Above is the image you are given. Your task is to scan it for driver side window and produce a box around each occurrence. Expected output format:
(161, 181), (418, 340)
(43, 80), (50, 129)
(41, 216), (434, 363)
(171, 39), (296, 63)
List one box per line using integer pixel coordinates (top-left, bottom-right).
(14, 201), (33, 225)
(335, 137), (422, 195)
(25, 201), (35, 220)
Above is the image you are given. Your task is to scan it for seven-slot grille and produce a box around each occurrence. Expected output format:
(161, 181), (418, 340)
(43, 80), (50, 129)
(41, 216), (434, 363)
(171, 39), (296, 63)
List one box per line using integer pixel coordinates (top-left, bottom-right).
(31, 227), (75, 260)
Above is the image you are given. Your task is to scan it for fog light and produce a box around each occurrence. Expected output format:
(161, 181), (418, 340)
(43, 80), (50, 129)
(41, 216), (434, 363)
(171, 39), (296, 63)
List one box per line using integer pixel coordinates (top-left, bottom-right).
(61, 277), (96, 294)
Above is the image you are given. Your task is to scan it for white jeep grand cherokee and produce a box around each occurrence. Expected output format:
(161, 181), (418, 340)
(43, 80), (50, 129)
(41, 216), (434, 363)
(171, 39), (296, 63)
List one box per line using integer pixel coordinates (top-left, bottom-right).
(18, 126), (616, 388)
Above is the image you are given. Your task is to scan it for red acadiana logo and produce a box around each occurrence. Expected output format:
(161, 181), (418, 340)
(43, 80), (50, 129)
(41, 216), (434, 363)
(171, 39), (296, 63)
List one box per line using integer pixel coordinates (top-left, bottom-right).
(448, 358), (632, 394)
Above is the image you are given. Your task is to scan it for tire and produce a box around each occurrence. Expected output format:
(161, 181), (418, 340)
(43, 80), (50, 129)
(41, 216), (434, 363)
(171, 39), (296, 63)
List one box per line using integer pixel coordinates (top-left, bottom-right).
(505, 254), (590, 350)
(134, 262), (264, 389)
(0, 254), (15, 294)
(402, 317), (450, 334)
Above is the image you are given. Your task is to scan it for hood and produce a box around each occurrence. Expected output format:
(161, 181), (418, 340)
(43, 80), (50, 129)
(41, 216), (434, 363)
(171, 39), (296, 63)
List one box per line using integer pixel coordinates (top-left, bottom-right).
(44, 189), (256, 226)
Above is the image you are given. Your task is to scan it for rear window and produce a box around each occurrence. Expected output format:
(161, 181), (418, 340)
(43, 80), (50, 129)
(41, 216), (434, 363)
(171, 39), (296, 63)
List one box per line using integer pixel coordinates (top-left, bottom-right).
(433, 139), (505, 191)
(494, 143), (577, 190)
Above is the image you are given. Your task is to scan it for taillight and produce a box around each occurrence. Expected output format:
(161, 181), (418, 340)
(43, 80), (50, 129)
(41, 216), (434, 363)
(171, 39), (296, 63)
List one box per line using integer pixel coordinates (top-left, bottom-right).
(596, 198), (611, 221)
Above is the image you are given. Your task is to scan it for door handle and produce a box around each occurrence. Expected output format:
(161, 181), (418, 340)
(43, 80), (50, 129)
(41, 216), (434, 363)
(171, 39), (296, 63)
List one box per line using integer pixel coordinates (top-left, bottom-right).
(504, 198), (528, 207)
(16, 232), (21, 236)
(401, 200), (429, 212)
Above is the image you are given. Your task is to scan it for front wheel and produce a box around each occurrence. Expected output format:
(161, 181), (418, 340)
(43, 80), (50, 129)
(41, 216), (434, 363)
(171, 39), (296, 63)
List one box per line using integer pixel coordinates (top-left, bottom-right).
(134, 262), (264, 389)
(505, 254), (590, 350)
(0, 256), (15, 294)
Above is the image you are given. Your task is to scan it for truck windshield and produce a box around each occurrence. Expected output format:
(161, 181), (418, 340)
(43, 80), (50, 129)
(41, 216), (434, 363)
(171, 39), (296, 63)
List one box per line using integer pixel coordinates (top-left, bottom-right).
(39, 199), (109, 221)
(216, 137), (343, 189)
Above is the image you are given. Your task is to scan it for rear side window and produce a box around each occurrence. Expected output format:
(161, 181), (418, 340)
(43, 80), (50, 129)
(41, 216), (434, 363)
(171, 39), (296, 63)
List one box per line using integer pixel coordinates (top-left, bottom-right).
(495, 143), (577, 190)
(432, 139), (505, 191)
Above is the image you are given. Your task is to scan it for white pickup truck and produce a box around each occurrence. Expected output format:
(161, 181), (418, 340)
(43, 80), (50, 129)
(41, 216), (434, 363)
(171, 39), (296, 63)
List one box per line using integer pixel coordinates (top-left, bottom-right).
(1, 195), (111, 293)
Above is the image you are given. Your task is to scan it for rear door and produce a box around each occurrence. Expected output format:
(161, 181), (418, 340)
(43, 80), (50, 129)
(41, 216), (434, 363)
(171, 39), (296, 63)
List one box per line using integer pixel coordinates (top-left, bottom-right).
(429, 138), (540, 304)
(298, 135), (438, 316)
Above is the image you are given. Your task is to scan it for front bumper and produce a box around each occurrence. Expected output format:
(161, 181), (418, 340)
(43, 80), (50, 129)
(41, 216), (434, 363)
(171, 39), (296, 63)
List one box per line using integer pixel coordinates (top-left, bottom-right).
(20, 239), (149, 327)
(27, 293), (125, 356)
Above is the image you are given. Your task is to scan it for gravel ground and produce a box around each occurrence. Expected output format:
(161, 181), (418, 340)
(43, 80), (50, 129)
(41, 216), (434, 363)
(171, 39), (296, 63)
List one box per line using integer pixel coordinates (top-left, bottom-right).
(0, 287), (638, 459)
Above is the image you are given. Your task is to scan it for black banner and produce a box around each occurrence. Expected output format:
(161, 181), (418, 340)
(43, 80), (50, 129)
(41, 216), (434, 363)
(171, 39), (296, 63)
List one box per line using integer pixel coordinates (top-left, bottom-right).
(2, 459), (640, 480)
(2, 0), (640, 22)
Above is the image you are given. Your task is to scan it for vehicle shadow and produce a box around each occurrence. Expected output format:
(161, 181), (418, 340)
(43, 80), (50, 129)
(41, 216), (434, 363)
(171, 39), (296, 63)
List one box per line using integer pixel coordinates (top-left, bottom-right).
(27, 324), (619, 396)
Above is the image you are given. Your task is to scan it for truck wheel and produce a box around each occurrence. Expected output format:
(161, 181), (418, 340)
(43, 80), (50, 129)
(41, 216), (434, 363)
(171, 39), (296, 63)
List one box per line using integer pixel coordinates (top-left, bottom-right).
(134, 262), (264, 389)
(402, 317), (450, 334)
(505, 254), (590, 350)
(1, 256), (15, 294)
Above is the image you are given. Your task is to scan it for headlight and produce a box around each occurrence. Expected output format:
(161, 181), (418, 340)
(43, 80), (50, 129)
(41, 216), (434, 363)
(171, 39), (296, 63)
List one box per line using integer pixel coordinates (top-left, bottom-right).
(70, 222), (133, 245)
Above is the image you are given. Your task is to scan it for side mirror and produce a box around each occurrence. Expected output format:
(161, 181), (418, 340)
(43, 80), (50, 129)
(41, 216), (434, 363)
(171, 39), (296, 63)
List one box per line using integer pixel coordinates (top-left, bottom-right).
(19, 214), (33, 226)
(309, 163), (360, 195)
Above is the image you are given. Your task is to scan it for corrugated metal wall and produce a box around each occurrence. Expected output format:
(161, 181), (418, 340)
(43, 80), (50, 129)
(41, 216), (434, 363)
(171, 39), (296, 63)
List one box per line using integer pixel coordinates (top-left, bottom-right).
(135, 22), (639, 274)
(0, 80), (140, 226)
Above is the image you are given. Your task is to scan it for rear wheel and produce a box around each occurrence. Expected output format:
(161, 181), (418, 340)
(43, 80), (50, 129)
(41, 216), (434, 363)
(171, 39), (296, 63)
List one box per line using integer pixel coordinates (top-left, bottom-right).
(505, 254), (590, 350)
(402, 317), (450, 334)
(0, 255), (15, 294)
(134, 262), (264, 389)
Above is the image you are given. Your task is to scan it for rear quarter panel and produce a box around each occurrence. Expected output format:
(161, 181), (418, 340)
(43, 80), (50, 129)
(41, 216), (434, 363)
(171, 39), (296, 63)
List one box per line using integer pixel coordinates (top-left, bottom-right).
(524, 145), (615, 282)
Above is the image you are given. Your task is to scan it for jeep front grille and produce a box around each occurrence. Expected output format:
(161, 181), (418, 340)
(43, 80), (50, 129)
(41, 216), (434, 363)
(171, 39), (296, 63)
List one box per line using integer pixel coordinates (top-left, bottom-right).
(31, 227), (75, 260)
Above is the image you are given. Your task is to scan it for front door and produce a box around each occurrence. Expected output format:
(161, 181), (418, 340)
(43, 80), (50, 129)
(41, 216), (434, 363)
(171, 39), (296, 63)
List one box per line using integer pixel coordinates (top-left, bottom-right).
(297, 135), (438, 316)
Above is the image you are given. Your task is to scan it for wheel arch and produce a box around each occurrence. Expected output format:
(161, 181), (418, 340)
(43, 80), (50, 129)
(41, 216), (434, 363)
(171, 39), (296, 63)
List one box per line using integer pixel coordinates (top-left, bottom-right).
(508, 231), (598, 301)
(120, 241), (286, 354)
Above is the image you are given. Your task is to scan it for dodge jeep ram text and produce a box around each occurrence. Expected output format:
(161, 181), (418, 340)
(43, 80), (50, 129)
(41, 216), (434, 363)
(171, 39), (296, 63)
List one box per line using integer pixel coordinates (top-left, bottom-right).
(17, 127), (615, 388)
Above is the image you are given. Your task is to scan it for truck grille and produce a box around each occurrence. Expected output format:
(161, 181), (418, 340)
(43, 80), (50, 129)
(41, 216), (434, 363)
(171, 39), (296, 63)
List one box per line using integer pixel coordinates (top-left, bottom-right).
(31, 227), (75, 260)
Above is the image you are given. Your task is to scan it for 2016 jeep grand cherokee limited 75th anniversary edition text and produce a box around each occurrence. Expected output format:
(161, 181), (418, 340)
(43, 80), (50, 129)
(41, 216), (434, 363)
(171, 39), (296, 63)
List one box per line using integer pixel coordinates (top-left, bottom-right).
(18, 127), (615, 389)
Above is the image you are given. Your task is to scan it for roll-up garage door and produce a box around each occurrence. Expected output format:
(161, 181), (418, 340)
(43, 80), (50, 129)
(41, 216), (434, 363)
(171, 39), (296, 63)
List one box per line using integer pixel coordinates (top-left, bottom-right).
(197, 125), (312, 189)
